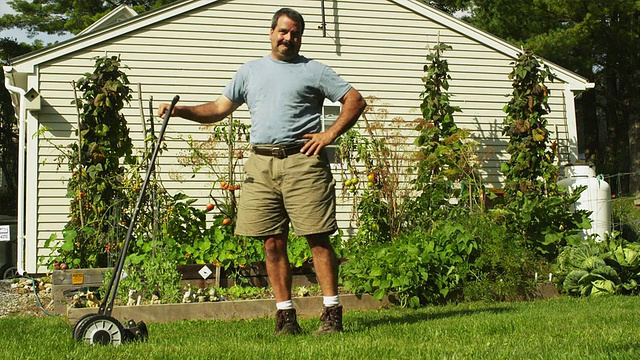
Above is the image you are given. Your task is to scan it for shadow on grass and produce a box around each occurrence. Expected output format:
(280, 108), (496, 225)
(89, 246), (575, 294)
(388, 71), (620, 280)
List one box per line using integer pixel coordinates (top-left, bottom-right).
(602, 341), (640, 354)
(353, 305), (515, 328)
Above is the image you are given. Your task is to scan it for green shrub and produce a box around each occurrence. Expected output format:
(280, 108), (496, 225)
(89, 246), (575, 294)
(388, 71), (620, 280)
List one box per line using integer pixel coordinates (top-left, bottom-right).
(340, 220), (478, 307)
(103, 248), (184, 305)
(612, 197), (640, 242)
(462, 212), (543, 302)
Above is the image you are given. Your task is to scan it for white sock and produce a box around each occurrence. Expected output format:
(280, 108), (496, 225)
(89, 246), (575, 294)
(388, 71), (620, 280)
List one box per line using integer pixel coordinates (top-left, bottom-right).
(323, 295), (340, 307)
(276, 300), (294, 310)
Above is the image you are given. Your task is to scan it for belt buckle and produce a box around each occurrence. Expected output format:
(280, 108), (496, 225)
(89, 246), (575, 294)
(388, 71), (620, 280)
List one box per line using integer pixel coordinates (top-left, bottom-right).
(271, 146), (286, 159)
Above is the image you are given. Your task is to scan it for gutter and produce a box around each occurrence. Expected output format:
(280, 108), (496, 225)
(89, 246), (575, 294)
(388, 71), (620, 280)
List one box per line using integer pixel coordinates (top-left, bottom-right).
(3, 68), (27, 277)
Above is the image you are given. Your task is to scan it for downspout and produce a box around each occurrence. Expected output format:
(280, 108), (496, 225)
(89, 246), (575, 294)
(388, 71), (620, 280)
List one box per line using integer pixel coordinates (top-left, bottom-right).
(3, 71), (26, 276)
(564, 82), (595, 165)
(563, 84), (579, 164)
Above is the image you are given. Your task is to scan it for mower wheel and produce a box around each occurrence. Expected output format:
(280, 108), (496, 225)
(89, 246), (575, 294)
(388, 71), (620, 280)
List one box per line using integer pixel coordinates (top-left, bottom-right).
(75, 315), (128, 346)
(73, 313), (98, 341)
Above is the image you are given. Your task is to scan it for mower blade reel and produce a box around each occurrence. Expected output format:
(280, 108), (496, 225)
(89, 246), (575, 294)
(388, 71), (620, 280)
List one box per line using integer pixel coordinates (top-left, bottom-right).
(124, 319), (148, 342)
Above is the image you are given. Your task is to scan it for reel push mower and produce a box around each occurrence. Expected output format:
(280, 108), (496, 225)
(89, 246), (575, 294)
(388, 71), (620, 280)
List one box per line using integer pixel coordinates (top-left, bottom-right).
(72, 95), (180, 345)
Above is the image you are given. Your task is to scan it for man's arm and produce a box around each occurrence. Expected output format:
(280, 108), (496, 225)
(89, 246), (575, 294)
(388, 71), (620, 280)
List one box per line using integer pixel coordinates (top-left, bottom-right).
(301, 88), (366, 155)
(158, 95), (240, 124)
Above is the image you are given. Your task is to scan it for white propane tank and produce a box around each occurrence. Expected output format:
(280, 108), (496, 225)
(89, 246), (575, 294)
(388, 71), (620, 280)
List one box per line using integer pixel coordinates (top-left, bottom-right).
(558, 165), (611, 241)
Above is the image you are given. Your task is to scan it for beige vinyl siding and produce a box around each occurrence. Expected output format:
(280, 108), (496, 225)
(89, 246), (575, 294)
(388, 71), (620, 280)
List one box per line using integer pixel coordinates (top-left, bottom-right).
(28, 0), (578, 270)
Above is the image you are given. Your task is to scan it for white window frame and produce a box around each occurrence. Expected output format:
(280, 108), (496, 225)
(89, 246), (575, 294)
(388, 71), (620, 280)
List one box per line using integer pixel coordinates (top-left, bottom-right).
(322, 99), (342, 168)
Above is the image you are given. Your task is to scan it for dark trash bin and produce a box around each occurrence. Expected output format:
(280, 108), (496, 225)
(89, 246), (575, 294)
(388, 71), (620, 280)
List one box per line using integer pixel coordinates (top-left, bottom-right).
(0, 216), (17, 279)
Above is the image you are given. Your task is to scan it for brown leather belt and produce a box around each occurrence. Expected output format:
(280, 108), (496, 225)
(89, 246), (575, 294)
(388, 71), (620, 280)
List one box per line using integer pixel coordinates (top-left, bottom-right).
(252, 144), (304, 159)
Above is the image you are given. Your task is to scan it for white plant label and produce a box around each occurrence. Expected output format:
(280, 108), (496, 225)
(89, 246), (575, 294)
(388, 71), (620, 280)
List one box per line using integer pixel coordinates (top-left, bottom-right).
(199, 265), (212, 280)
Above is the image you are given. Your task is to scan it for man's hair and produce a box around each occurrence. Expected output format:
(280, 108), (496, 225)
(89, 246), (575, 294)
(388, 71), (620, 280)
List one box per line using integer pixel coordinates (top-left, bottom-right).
(271, 8), (305, 35)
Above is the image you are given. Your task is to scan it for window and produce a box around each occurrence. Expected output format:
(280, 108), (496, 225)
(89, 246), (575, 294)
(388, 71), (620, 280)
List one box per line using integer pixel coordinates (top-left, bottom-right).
(321, 99), (341, 166)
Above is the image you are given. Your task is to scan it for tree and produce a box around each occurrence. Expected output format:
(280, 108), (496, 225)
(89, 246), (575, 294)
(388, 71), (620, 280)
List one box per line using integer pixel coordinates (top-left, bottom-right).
(0, 0), (178, 37)
(421, 0), (472, 13)
(0, 70), (18, 215)
(1, 37), (45, 216)
(466, 0), (640, 194)
(0, 38), (43, 66)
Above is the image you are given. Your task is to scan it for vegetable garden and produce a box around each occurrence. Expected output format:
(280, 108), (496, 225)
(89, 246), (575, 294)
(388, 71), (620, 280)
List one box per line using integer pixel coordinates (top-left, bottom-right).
(41, 44), (640, 310)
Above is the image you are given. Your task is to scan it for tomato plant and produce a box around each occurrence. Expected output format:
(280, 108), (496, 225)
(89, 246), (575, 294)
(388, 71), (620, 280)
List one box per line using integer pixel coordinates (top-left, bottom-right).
(46, 55), (136, 269)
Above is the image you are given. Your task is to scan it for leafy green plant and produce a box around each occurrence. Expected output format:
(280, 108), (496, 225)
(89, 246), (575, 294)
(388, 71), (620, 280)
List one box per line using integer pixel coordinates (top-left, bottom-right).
(46, 55), (136, 269)
(497, 50), (590, 260)
(562, 256), (620, 296)
(462, 212), (542, 302)
(338, 43), (486, 305)
(103, 248), (183, 305)
(286, 232), (313, 268)
(124, 192), (211, 266)
(128, 192), (265, 272)
(338, 43), (480, 249)
(42, 56), (255, 278)
(180, 124), (266, 276)
(410, 42), (481, 225)
(502, 192), (590, 257)
(206, 217), (264, 271)
(605, 239), (640, 293)
(179, 118), (250, 221)
(555, 234), (640, 296)
(336, 96), (417, 248)
(216, 284), (272, 301)
(500, 50), (557, 197)
(341, 221), (478, 307)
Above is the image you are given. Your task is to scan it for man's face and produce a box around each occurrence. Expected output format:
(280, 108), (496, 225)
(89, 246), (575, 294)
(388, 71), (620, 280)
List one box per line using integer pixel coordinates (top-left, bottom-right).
(270, 15), (302, 61)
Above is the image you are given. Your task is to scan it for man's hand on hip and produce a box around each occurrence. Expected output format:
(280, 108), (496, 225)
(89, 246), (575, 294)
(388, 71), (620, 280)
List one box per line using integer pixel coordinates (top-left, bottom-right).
(301, 131), (335, 156)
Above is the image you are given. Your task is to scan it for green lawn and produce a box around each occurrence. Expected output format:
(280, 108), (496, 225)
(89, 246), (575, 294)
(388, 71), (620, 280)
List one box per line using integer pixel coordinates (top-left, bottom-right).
(2, 295), (639, 359)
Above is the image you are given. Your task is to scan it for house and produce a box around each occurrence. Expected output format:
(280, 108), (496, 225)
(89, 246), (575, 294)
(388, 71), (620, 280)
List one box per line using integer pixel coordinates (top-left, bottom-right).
(3, 0), (593, 274)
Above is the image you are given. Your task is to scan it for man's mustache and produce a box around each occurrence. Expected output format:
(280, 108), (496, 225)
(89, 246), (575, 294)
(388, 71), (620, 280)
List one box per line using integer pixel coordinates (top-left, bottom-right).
(279, 40), (292, 47)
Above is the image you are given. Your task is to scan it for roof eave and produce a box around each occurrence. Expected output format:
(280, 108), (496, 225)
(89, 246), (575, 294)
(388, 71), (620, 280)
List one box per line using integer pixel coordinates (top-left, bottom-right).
(76, 4), (138, 36)
(8, 0), (219, 73)
(391, 0), (592, 91)
(8, 0), (593, 92)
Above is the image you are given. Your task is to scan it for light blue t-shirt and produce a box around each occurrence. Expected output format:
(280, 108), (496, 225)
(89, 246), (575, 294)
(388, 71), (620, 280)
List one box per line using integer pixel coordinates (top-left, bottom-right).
(222, 55), (352, 145)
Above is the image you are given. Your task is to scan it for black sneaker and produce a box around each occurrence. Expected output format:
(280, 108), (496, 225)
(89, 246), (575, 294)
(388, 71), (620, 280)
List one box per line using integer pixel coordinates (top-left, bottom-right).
(274, 309), (302, 335)
(313, 305), (343, 336)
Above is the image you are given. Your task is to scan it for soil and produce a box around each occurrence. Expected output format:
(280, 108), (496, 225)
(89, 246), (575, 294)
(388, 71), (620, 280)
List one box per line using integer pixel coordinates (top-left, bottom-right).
(0, 278), (54, 318)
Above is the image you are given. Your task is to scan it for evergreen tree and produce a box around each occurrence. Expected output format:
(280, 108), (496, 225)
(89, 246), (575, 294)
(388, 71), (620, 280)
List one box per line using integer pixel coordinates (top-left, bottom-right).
(0, 0), (177, 37)
(467, 0), (640, 193)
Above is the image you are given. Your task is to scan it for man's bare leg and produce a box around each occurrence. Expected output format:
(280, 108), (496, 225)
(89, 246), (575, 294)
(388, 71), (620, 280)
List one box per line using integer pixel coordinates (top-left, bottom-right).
(264, 233), (301, 335)
(306, 233), (338, 296)
(307, 233), (343, 335)
(263, 233), (292, 302)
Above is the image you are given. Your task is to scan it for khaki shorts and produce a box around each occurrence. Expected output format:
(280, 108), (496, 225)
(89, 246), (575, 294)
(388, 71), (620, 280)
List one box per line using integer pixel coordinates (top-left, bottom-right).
(235, 149), (337, 238)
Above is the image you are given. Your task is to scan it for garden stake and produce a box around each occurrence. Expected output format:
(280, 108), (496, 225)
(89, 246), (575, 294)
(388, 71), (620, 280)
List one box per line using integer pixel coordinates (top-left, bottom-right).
(72, 95), (180, 346)
(147, 95), (159, 239)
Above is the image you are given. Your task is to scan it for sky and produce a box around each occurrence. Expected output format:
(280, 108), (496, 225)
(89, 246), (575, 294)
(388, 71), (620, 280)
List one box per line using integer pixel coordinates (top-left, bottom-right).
(1, 0), (73, 44)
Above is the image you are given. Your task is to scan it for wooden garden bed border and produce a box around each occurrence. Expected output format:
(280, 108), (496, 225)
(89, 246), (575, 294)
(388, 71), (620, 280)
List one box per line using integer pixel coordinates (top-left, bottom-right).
(67, 293), (397, 324)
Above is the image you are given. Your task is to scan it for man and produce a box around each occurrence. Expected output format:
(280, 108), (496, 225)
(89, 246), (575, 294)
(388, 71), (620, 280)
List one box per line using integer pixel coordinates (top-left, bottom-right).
(159, 8), (366, 335)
